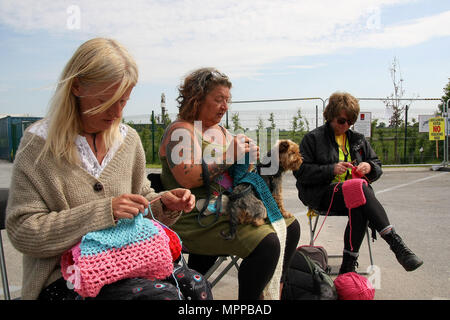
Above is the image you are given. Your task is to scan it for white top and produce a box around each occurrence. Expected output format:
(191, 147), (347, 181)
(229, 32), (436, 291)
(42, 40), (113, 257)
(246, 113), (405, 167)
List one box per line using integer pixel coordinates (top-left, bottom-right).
(29, 119), (128, 178)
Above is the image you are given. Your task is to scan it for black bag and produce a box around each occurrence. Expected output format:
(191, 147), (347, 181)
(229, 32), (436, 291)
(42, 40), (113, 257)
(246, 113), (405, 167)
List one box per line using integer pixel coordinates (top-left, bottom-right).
(297, 245), (331, 274)
(282, 247), (337, 300)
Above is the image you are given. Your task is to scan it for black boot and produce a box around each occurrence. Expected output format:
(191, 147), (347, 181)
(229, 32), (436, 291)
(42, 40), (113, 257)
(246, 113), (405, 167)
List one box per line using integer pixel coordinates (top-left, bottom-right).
(381, 229), (423, 272)
(339, 252), (359, 274)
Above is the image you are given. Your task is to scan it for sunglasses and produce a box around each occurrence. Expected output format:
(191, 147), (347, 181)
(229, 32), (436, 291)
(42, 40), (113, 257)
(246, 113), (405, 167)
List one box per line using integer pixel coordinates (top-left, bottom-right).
(336, 117), (354, 126)
(205, 70), (228, 82)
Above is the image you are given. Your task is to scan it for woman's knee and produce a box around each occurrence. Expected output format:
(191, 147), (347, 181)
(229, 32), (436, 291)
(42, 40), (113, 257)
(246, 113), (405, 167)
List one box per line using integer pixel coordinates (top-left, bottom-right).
(251, 232), (281, 261)
(362, 183), (376, 200)
(287, 219), (301, 242)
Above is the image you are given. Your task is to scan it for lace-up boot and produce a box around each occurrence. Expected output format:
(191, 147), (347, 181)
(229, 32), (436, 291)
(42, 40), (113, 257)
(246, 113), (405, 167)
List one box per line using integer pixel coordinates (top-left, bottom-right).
(338, 252), (359, 274)
(381, 228), (423, 271)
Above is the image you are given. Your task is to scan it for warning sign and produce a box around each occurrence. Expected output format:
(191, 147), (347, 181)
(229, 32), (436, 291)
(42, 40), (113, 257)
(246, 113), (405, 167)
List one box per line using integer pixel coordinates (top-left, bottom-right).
(428, 117), (445, 140)
(353, 112), (371, 138)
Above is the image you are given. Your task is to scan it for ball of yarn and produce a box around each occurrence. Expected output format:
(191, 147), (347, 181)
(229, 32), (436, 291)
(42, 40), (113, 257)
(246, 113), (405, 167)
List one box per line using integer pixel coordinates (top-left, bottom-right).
(334, 272), (375, 300)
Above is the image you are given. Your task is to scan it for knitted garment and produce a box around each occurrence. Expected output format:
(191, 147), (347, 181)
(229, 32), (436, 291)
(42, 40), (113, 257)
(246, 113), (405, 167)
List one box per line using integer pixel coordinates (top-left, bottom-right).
(342, 178), (368, 209)
(228, 156), (283, 223)
(6, 126), (168, 300)
(228, 154), (287, 300)
(341, 178), (368, 251)
(61, 211), (180, 298)
(351, 166), (364, 179)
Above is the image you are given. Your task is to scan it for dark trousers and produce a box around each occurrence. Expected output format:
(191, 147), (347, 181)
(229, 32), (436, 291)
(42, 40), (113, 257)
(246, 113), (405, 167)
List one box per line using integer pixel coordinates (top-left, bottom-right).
(188, 219), (301, 300)
(318, 182), (390, 252)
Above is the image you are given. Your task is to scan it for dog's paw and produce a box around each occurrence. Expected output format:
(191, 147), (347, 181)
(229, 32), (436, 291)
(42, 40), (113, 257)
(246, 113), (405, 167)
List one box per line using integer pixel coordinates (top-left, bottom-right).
(252, 218), (266, 227)
(281, 210), (293, 218)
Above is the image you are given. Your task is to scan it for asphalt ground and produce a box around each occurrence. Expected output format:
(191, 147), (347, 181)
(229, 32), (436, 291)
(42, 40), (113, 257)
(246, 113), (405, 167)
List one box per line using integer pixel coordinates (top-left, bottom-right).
(1, 160), (449, 300)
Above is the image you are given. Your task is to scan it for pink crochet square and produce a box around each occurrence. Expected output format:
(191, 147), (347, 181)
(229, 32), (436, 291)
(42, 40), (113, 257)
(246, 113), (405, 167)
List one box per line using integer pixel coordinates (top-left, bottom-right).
(342, 178), (368, 209)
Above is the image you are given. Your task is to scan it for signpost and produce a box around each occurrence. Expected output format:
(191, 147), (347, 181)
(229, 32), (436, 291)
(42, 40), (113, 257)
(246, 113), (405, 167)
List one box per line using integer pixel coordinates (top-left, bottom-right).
(353, 112), (372, 138)
(428, 117), (445, 141)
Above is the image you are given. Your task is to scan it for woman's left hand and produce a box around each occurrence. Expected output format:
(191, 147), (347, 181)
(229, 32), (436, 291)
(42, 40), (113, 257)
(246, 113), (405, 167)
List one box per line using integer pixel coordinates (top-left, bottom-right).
(161, 188), (196, 213)
(355, 162), (371, 176)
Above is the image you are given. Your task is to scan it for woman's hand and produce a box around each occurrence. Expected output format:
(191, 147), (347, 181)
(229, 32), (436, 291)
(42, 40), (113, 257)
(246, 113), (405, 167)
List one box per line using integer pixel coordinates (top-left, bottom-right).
(333, 161), (353, 175)
(161, 188), (196, 213)
(355, 162), (371, 176)
(226, 134), (259, 163)
(112, 194), (149, 220)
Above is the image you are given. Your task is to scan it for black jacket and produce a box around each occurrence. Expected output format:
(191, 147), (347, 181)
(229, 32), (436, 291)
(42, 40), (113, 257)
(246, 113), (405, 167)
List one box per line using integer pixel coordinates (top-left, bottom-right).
(293, 122), (382, 210)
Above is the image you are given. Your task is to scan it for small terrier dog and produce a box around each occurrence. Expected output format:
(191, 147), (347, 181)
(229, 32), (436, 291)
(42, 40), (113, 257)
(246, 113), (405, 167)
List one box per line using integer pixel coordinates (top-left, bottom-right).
(222, 139), (303, 239)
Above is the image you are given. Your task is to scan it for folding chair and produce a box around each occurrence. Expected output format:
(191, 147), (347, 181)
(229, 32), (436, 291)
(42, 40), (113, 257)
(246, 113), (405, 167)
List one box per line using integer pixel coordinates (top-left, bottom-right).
(307, 207), (375, 275)
(147, 173), (240, 288)
(1, 188), (11, 300)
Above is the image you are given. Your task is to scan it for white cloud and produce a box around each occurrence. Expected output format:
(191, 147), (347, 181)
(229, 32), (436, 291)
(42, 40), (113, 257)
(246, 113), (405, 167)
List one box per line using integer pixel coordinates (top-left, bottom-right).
(354, 10), (450, 48)
(1, 0), (448, 84)
(288, 63), (327, 69)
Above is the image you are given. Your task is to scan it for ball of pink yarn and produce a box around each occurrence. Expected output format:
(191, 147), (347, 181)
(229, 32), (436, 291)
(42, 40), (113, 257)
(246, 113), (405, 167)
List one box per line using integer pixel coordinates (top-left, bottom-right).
(334, 272), (375, 300)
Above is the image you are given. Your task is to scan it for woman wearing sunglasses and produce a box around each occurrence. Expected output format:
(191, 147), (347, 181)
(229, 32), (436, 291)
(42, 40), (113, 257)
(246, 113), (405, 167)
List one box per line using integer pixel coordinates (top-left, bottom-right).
(294, 92), (422, 274)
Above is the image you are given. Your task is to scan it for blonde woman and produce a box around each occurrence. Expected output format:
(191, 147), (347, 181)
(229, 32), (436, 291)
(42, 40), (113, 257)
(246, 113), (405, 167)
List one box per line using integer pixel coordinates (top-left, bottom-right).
(6, 38), (198, 300)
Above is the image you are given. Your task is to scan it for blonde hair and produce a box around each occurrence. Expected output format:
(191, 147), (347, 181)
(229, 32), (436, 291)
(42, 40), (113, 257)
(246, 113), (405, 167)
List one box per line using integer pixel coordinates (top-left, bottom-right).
(39, 38), (138, 165)
(323, 92), (360, 124)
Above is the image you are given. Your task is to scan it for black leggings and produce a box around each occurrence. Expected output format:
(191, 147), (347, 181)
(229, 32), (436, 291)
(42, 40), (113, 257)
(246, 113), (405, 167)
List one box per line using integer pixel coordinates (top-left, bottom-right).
(319, 182), (390, 253)
(188, 219), (300, 300)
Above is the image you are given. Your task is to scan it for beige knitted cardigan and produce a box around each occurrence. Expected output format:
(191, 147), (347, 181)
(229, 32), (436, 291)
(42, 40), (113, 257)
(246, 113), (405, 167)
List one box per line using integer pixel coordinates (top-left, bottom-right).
(6, 126), (172, 300)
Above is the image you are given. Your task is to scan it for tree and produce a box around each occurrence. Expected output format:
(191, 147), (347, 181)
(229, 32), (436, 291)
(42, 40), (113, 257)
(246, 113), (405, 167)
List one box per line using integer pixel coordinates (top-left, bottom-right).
(256, 117), (265, 132)
(231, 112), (244, 132)
(291, 108), (309, 143)
(295, 108), (309, 133)
(161, 112), (172, 127)
(383, 57), (414, 163)
(291, 115), (298, 140)
(268, 112), (276, 130)
(437, 78), (450, 114)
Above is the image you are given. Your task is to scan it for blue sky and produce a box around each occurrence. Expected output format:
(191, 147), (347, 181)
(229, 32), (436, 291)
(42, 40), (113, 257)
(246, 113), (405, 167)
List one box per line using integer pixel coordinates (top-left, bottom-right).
(1, 0), (449, 127)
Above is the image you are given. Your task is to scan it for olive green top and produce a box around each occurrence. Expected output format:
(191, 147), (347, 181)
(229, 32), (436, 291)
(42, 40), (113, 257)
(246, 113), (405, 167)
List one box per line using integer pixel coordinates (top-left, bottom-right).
(160, 124), (295, 258)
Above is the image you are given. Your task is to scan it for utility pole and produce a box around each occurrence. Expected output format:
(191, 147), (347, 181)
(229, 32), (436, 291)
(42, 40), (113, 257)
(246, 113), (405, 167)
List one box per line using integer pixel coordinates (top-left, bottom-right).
(403, 105), (408, 163)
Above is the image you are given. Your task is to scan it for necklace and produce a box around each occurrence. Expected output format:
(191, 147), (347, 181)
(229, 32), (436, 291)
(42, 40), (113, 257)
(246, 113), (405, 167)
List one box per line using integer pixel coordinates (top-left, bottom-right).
(83, 131), (101, 155)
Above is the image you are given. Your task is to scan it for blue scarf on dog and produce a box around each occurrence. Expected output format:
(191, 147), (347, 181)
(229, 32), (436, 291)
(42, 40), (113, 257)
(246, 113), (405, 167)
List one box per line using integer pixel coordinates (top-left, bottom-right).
(228, 154), (283, 224)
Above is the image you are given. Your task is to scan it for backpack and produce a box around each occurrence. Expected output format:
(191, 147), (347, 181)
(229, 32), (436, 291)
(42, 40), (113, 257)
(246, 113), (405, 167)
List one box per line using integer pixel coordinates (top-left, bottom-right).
(281, 246), (337, 300)
(297, 245), (331, 274)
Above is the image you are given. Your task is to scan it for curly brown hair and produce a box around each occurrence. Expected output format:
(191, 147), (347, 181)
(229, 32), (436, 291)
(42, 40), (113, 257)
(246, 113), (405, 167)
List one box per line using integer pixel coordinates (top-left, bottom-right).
(323, 92), (360, 124)
(177, 67), (232, 122)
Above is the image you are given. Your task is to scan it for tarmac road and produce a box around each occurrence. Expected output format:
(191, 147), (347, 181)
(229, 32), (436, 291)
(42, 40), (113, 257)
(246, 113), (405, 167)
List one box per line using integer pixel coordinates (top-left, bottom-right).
(1, 160), (449, 300)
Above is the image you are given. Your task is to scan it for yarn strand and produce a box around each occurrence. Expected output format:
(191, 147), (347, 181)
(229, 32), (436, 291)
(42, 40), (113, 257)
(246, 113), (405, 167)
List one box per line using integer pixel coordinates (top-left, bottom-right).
(147, 198), (184, 300)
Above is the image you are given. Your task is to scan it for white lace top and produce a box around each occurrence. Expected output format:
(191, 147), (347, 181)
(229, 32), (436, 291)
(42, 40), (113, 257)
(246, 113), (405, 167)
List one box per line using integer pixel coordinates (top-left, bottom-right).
(29, 119), (128, 178)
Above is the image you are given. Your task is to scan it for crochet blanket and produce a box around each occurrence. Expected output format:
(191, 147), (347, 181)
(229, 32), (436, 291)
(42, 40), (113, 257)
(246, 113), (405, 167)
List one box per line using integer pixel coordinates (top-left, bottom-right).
(61, 209), (181, 298)
(228, 154), (287, 300)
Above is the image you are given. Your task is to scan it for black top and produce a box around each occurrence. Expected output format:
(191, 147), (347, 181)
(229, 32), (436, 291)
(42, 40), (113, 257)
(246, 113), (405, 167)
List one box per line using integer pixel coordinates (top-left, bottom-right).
(293, 122), (382, 210)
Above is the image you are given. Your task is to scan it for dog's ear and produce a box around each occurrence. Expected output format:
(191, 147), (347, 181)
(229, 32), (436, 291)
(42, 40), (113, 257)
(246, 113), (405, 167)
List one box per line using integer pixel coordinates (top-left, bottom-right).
(278, 140), (290, 153)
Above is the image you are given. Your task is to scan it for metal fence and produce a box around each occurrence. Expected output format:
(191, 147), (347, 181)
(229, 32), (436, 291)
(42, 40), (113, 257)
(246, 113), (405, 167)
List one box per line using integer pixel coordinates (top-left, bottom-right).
(225, 96), (447, 165)
(132, 96), (449, 166)
(0, 116), (42, 161)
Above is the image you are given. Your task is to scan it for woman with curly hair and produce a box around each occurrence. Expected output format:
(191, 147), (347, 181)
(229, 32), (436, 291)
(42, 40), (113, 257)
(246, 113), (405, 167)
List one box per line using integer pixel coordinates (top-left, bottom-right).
(159, 67), (300, 299)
